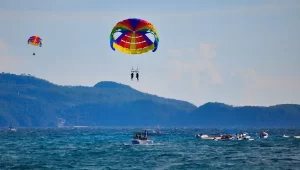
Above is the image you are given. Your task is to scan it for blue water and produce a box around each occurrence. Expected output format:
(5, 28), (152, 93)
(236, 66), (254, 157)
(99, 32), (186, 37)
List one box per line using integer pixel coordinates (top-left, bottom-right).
(1, 128), (300, 169)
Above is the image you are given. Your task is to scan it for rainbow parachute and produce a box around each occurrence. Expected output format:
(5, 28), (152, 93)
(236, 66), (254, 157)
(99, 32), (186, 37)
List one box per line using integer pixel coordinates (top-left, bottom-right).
(110, 18), (159, 54)
(28, 36), (42, 47)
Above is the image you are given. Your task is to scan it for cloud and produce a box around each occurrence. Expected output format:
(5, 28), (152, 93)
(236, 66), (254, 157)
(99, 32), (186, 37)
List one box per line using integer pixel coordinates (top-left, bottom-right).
(0, 55), (20, 72)
(200, 43), (216, 59)
(239, 69), (300, 105)
(0, 39), (19, 71)
(168, 43), (223, 87)
(168, 49), (182, 56)
(0, 39), (8, 50)
(240, 69), (257, 82)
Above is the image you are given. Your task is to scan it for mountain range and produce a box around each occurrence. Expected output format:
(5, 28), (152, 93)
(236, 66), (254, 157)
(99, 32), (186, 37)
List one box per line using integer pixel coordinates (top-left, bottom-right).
(0, 73), (300, 127)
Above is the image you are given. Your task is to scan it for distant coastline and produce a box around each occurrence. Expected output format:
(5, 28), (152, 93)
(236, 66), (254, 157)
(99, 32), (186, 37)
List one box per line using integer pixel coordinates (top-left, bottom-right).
(0, 72), (300, 128)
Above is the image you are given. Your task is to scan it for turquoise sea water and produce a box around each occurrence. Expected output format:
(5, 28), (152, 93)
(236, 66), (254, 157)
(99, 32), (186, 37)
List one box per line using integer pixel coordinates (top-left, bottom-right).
(1, 128), (300, 169)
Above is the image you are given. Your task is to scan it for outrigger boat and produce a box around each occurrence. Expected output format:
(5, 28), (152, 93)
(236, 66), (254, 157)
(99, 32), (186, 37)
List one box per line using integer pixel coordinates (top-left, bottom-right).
(132, 130), (153, 145)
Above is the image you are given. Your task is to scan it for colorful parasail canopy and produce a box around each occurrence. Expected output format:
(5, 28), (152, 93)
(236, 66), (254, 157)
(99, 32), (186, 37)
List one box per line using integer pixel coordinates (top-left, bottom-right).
(28, 36), (42, 47)
(110, 18), (159, 54)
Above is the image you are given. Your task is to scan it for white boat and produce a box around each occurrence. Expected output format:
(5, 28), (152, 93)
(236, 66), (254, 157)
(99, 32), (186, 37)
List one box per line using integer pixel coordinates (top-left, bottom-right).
(259, 131), (268, 138)
(196, 134), (213, 139)
(236, 133), (251, 140)
(283, 134), (290, 138)
(142, 126), (164, 136)
(73, 126), (88, 128)
(294, 136), (300, 139)
(57, 118), (66, 128)
(132, 130), (153, 145)
(8, 126), (17, 131)
(196, 134), (221, 140)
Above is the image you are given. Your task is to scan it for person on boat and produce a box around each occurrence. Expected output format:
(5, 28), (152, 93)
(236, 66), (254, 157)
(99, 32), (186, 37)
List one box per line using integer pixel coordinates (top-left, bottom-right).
(144, 130), (149, 140)
(136, 72), (139, 81)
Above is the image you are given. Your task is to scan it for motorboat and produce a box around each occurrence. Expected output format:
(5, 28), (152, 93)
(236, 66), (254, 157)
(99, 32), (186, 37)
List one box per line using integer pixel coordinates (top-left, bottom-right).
(283, 134), (290, 138)
(143, 126), (164, 136)
(236, 132), (251, 140)
(196, 134), (221, 140)
(199, 134), (215, 140)
(294, 136), (300, 139)
(73, 126), (88, 128)
(143, 129), (162, 136)
(219, 134), (234, 141)
(8, 125), (17, 131)
(132, 130), (153, 145)
(259, 131), (268, 138)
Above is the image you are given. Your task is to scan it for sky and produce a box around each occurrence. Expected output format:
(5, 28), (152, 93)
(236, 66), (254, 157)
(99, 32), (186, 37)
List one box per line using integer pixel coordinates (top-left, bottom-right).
(0, 0), (300, 106)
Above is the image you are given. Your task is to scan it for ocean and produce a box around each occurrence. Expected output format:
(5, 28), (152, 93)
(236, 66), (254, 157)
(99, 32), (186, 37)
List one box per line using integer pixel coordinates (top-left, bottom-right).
(1, 128), (299, 169)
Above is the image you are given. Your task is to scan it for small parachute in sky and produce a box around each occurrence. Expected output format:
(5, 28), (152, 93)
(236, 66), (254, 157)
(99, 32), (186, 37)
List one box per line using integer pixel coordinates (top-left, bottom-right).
(28, 36), (42, 55)
(110, 18), (159, 55)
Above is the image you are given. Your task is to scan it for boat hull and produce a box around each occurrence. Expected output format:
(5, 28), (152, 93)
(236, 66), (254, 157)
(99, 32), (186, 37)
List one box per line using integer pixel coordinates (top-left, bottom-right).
(132, 139), (153, 145)
(8, 128), (16, 131)
(196, 134), (221, 140)
(219, 138), (234, 141)
(202, 137), (215, 140)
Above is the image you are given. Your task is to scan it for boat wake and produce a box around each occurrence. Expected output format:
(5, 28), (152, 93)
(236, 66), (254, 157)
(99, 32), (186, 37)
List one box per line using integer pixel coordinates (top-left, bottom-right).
(123, 142), (164, 146)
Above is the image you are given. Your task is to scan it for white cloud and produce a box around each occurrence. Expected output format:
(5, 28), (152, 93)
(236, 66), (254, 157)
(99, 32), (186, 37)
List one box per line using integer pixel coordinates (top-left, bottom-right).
(0, 39), (19, 71)
(0, 55), (20, 72)
(241, 69), (257, 82)
(168, 43), (223, 88)
(239, 69), (300, 106)
(168, 49), (182, 56)
(200, 43), (216, 59)
(0, 39), (8, 50)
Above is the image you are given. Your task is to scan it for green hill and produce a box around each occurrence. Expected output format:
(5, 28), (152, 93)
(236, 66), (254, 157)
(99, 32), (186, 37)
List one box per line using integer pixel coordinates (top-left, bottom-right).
(0, 73), (196, 127)
(0, 73), (300, 127)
